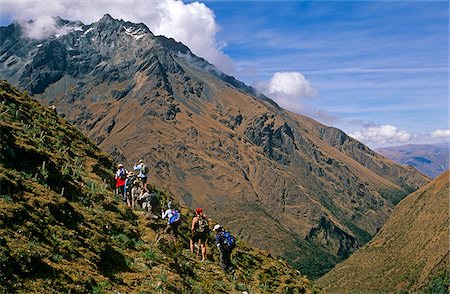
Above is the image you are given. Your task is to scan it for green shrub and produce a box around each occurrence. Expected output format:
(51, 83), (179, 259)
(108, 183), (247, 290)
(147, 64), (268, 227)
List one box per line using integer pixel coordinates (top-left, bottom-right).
(142, 248), (157, 261)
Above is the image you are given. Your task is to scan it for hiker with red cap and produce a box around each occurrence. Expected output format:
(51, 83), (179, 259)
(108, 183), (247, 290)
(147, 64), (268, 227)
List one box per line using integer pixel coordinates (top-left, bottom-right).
(190, 207), (209, 262)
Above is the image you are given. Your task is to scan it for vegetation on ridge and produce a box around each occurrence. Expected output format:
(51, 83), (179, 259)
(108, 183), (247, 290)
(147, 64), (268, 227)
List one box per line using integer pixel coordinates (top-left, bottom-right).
(316, 170), (449, 293)
(0, 81), (318, 293)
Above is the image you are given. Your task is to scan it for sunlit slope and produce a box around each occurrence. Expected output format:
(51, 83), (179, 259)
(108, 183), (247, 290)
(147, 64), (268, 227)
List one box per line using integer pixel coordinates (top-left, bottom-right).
(317, 170), (449, 293)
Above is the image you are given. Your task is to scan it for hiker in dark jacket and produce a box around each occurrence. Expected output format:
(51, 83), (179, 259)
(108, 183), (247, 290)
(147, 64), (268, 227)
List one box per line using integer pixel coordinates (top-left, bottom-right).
(124, 172), (135, 207)
(190, 207), (209, 262)
(213, 224), (235, 273)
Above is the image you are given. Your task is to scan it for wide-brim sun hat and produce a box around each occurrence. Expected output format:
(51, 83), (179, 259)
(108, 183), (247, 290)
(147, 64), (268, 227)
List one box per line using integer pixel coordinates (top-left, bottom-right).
(118, 163), (123, 167)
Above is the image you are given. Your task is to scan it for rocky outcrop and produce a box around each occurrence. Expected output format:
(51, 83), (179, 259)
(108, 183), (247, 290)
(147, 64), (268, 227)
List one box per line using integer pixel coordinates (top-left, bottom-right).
(306, 216), (358, 259)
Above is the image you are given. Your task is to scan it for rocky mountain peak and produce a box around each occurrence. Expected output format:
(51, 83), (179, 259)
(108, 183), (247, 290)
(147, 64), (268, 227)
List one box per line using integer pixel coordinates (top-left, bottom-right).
(98, 13), (115, 24)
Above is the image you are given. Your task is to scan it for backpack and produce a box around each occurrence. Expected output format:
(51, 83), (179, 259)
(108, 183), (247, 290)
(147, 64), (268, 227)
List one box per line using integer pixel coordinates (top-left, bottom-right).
(196, 216), (209, 233)
(142, 164), (149, 174)
(221, 231), (236, 250)
(125, 176), (135, 190)
(169, 210), (181, 224)
(119, 169), (127, 180)
(148, 192), (158, 205)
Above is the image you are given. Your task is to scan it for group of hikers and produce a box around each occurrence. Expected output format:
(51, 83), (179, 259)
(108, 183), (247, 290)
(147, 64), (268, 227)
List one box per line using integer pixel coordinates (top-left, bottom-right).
(115, 161), (236, 273)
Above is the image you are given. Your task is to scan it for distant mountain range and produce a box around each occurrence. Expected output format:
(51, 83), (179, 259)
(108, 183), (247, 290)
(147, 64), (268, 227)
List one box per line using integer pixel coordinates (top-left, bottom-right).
(317, 170), (449, 293)
(0, 14), (429, 278)
(376, 143), (449, 178)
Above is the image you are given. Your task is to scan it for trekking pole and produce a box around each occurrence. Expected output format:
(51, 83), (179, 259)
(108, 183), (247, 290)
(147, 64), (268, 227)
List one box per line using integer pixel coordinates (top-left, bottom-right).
(154, 233), (162, 245)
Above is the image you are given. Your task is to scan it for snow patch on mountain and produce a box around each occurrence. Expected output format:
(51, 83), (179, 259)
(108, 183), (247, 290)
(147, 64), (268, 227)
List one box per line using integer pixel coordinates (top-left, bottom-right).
(123, 26), (146, 41)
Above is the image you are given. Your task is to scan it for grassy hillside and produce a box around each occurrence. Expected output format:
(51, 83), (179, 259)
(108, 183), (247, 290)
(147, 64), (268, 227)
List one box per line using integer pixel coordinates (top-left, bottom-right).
(316, 170), (449, 293)
(0, 81), (317, 293)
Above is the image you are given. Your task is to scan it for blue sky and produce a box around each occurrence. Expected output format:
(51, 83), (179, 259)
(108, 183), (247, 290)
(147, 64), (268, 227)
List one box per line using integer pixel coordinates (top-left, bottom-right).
(203, 0), (449, 147)
(1, 0), (448, 148)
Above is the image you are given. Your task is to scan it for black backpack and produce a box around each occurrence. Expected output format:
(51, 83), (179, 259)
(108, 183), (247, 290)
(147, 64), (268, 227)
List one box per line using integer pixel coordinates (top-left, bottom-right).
(142, 164), (149, 174)
(119, 169), (127, 180)
(196, 216), (209, 233)
(126, 176), (136, 190)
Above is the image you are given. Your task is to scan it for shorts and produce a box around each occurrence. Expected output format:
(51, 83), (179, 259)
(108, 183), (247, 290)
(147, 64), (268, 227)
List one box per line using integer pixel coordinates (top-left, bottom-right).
(192, 231), (207, 244)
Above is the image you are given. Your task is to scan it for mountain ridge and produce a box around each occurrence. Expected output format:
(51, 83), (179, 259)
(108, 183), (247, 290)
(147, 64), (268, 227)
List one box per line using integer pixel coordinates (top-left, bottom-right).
(376, 143), (449, 178)
(0, 15), (429, 278)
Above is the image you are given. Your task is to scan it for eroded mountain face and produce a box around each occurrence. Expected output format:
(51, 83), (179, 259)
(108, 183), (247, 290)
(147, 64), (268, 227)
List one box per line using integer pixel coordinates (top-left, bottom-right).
(0, 14), (429, 278)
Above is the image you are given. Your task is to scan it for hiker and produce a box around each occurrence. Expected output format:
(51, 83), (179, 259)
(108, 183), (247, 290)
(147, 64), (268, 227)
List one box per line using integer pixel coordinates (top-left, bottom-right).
(190, 207), (209, 262)
(130, 180), (141, 209)
(133, 159), (149, 186)
(213, 224), (236, 273)
(137, 187), (159, 218)
(161, 201), (181, 241)
(124, 171), (136, 207)
(115, 163), (127, 201)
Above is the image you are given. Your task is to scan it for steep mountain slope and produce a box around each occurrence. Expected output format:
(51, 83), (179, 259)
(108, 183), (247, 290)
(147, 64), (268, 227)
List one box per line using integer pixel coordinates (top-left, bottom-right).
(317, 170), (449, 293)
(377, 143), (449, 178)
(0, 81), (316, 293)
(0, 15), (429, 278)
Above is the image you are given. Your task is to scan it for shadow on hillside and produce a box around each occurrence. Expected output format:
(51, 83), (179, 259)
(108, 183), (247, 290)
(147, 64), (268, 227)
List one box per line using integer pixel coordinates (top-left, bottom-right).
(98, 245), (129, 277)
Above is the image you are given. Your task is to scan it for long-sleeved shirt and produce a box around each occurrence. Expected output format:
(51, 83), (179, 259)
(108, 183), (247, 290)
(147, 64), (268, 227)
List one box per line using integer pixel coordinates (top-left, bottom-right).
(215, 232), (224, 251)
(161, 209), (174, 224)
(133, 163), (148, 178)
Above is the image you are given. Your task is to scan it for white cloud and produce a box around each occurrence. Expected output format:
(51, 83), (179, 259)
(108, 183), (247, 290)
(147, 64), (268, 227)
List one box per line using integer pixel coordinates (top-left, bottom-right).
(268, 71), (316, 99)
(1, 0), (234, 74)
(349, 124), (412, 145)
(255, 71), (317, 113)
(431, 129), (450, 138)
(17, 16), (79, 40)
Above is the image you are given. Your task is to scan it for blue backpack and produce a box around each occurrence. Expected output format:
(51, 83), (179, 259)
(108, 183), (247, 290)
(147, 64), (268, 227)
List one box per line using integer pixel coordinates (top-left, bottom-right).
(222, 231), (236, 250)
(169, 210), (181, 224)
